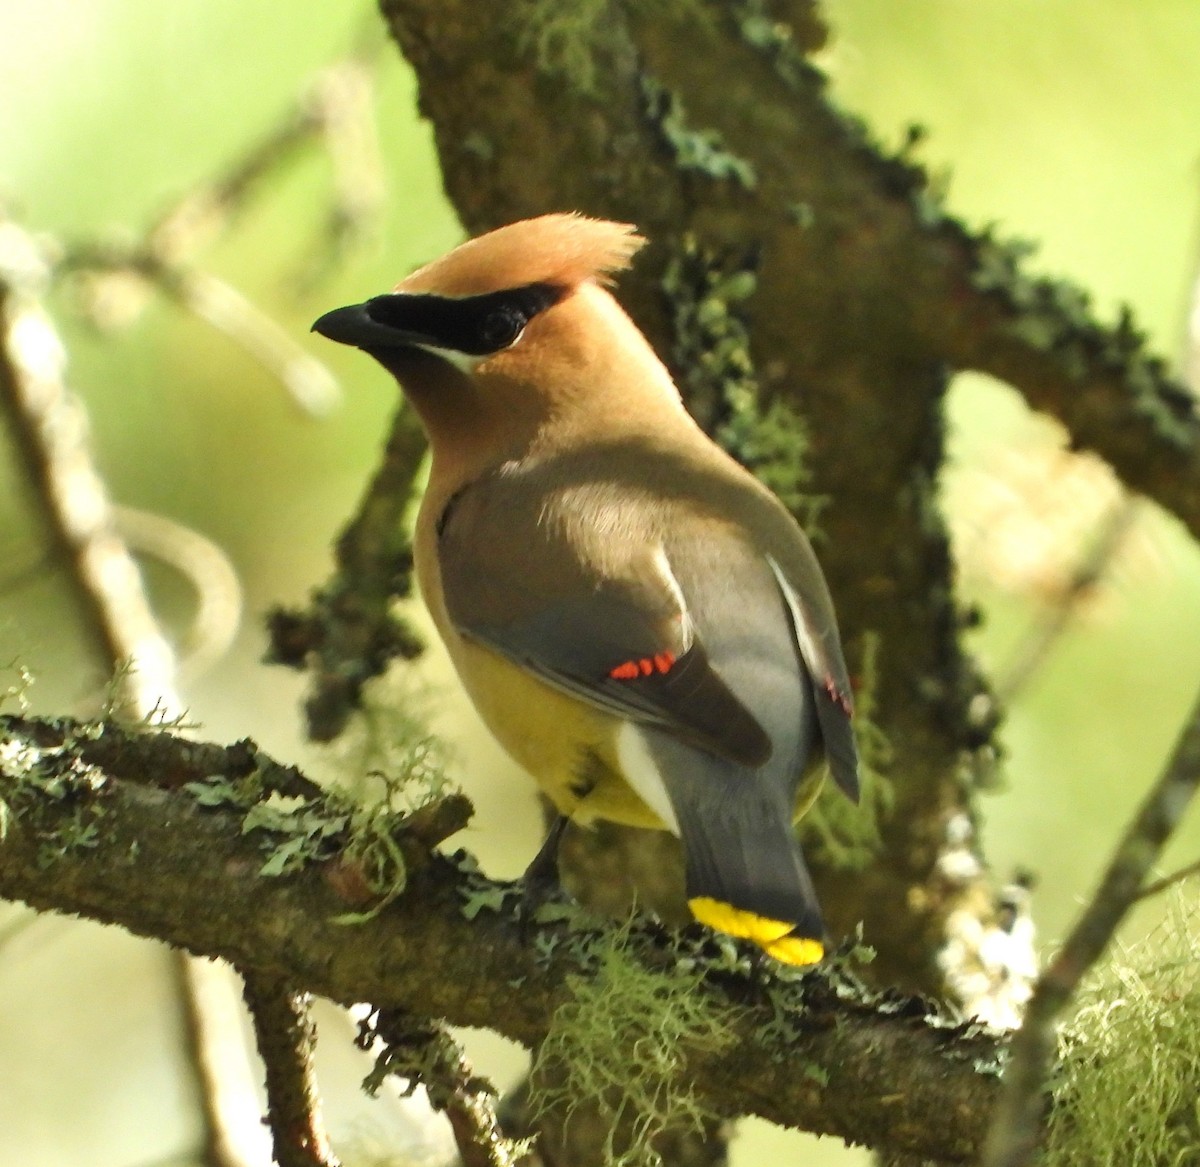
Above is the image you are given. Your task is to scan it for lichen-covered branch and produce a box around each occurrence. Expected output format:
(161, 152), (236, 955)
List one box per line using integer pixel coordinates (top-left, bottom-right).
(363, 1011), (531, 1167)
(242, 975), (341, 1167)
(0, 713), (1001, 1164)
(940, 247), (1200, 537)
(266, 402), (427, 741)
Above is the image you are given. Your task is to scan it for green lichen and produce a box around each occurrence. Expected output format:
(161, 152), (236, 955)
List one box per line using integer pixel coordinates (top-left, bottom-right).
(787, 201), (815, 229)
(518, 0), (612, 94)
(801, 632), (894, 870)
(639, 75), (757, 189)
(97, 660), (197, 734)
(532, 919), (741, 1167)
(1123, 353), (1195, 451)
(186, 768), (348, 875)
(0, 721), (109, 866)
(326, 688), (456, 921)
(970, 230), (1196, 451)
(1044, 898), (1200, 1165)
(0, 662), (33, 715)
(186, 698), (455, 921)
(662, 234), (823, 532)
(185, 769), (408, 920)
(359, 1013), (537, 1164)
(911, 166), (951, 228)
(750, 926), (875, 1060)
(731, 0), (814, 90)
(329, 680), (454, 812)
(460, 131), (495, 162)
(520, 0), (704, 96)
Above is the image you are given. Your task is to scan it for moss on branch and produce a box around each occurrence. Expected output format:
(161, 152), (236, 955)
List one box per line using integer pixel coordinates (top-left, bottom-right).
(0, 712), (1001, 1162)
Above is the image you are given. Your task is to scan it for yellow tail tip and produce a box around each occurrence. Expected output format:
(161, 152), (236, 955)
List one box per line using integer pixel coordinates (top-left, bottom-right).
(687, 897), (824, 966)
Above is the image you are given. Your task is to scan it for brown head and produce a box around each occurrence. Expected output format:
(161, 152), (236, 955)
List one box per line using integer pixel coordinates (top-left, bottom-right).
(312, 214), (694, 482)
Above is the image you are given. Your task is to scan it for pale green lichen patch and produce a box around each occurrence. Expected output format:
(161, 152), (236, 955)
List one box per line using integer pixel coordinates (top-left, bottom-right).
(1044, 898), (1200, 1166)
(186, 702), (455, 922)
(970, 232), (1196, 450)
(517, 0), (612, 94)
(662, 234), (822, 531)
(0, 720), (109, 866)
(519, 0), (704, 95)
(802, 632), (894, 870)
(186, 769), (348, 874)
(639, 75), (757, 190)
(0, 663), (33, 716)
(731, 0), (813, 90)
(326, 681), (453, 812)
(532, 919), (741, 1167)
(185, 769), (412, 921)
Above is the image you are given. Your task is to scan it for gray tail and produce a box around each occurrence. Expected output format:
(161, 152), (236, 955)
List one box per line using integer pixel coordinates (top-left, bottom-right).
(660, 755), (825, 943)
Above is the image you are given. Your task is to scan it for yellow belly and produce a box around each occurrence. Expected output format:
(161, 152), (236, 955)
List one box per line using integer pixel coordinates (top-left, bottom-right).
(451, 635), (826, 827)
(449, 636), (666, 829)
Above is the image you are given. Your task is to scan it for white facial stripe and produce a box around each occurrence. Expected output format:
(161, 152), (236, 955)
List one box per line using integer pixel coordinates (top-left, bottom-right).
(616, 722), (680, 834)
(411, 341), (488, 374)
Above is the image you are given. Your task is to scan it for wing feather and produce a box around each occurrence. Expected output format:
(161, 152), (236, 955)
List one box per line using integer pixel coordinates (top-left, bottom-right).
(438, 476), (772, 767)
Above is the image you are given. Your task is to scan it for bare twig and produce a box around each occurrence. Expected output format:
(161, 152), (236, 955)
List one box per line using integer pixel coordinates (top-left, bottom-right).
(59, 244), (341, 417)
(266, 403), (427, 741)
(1132, 857), (1200, 903)
(113, 505), (242, 683)
(365, 1011), (530, 1167)
(297, 56), (387, 288)
(53, 46), (387, 417)
(145, 50), (385, 276)
(178, 956), (275, 1167)
(242, 974), (341, 1167)
(995, 492), (1142, 704)
(0, 219), (180, 722)
(981, 680), (1200, 1167)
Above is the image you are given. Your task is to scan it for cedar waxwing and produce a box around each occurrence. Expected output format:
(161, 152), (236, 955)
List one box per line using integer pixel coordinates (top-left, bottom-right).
(312, 213), (859, 965)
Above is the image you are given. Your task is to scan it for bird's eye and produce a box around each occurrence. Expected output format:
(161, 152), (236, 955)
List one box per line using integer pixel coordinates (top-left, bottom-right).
(479, 308), (524, 351)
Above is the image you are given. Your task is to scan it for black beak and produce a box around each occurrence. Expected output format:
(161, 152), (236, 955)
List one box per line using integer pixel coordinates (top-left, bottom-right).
(311, 300), (426, 351)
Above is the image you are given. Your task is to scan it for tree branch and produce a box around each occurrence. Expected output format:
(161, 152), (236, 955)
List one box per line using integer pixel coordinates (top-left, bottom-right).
(0, 222), (180, 720)
(0, 713), (1001, 1164)
(242, 974), (341, 1167)
(364, 1010), (530, 1167)
(266, 402), (427, 742)
(178, 953), (276, 1167)
(980, 678), (1200, 1167)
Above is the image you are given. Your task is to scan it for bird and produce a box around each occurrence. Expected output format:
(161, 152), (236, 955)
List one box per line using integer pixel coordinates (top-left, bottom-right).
(312, 212), (859, 965)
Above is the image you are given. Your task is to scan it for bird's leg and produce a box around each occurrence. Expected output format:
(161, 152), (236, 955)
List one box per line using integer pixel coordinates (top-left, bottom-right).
(519, 813), (570, 922)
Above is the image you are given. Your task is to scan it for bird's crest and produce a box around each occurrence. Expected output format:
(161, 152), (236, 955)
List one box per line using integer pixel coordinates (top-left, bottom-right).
(397, 213), (645, 298)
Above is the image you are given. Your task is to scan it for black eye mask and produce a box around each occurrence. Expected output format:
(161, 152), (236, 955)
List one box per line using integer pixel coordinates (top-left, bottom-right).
(313, 282), (564, 357)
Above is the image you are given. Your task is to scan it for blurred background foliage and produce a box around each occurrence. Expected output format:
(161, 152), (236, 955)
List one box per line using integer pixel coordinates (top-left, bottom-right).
(2, 2), (1200, 1165)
